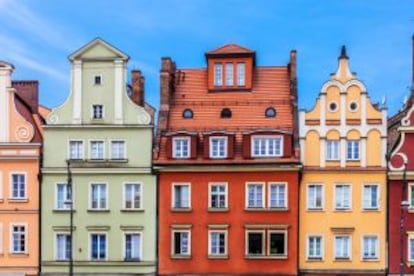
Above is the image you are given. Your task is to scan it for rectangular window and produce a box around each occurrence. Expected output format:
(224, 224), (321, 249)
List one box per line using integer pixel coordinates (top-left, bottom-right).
(346, 140), (360, 160)
(90, 233), (106, 260)
(237, 62), (245, 86)
(246, 183), (264, 208)
(94, 75), (102, 85)
(326, 140), (339, 160)
(90, 183), (107, 209)
(92, 104), (104, 119)
(56, 183), (71, 209)
(363, 184), (379, 210)
(69, 140), (83, 160)
(225, 63), (234, 86)
(124, 183), (142, 209)
(90, 141), (104, 160)
(245, 229), (287, 257)
(269, 183), (287, 208)
(409, 184), (414, 208)
(214, 63), (223, 86)
(247, 231), (264, 255)
(209, 183), (227, 209)
(111, 141), (126, 160)
(268, 231), (287, 256)
(409, 237), (414, 261)
(124, 233), (141, 261)
(362, 236), (378, 259)
(210, 136), (227, 159)
(11, 224), (26, 254)
(307, 184), (323, 210)
(334, 235), (350, 259)
(172, 183), (190, 209)
(209, 231), (227, 256)
(308, 236), (322, 259)
(334, 184), (351, 210)
(172, 137), (190, 159)
(56, 233), (71, 261)
(252, 136), (283, 157)
(11, 173), (26, 199)
(172, 230), (190, 256)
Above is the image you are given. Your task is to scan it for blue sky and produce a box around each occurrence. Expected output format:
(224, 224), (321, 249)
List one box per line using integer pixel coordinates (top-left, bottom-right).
(1, 0), (413, 116)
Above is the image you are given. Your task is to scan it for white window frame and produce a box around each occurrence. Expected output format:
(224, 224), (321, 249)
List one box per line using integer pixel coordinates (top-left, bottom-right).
(409, 236), (414, 262)
(93, 74), (103, 85)
(245, 182), (265, 208)
(0, 223), (2, 254)
(110, 140), (126, 160)
(54, 232), (71, 261)
(123, 182), (142, 210)
(208, 230), (228, 256)
(307, 235), (323, 259)
(362, 184), (380, 210)
(408, 183), (414, 209)
(10, 223), (27, 254)
(89, 232), (108, 261)
(214, 63), (223, 86)
(89, 183), (108, 210)
(0, 171), (3, 200)
(268, 230), (287, 257)
(346, 140), (360, 161)
(225, 62), (234, 86)
(171, 229), (191, 256)
(172, 136), (191, 159)
(334, 235), (351, 260)
(268, 182), (287, 209)
(326, 140), (339, 161)
(334, 183), (352, 210)
(208, 182), (228, 209)
(237, 62), (246, 86)
(68, 140), (84, 160)
(123, 231), (143, 261)
(9, 172), (27, 200)
(172, 183), (191, 209)
(361, 235), (379, 260)
(209, 136), (228, 159)
(91, 104), (104, 120)
(245, 230), (265, 256)
(251, 135), (283, 157)
(307, 183), (324, 210)
(89, 140), (105, 160)
(55, 182), (72, 210)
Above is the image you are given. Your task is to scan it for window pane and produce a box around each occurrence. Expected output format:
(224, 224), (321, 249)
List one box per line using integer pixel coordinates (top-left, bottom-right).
(248, 232), (263, 255)
(269, 233), (285, 255)
(225, 63), (233, 85)
(237, 63), (245, 86)
(214, 64), (222, 86)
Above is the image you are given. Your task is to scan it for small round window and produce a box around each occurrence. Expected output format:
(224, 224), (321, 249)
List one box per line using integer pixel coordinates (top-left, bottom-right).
(220, 108), (232, 118)
(328, 101), (338, 112)
(265, 107), (277, 118)
(349, 102), (359, 112)
(182, 109), (193, 119)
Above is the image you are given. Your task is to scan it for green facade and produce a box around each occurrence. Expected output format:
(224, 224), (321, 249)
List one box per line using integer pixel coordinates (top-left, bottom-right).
(41, 38), (156, 275)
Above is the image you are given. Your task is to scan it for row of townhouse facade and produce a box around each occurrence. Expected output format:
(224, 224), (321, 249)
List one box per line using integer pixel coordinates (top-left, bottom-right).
(0, 37), (413, 275)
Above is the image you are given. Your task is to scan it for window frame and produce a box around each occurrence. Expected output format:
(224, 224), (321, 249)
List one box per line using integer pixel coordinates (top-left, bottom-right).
(334, 183), (352, 210)
(123, 182), (143, 210)
(268, 182), (288, 209)
(214, 63), (223, 86)
(91, 104), (104, 120)
(225, 62), (234, 86)
(245, 230), (265, 256)
(326, 140), (340, 161)
(171, 229), (191, 256)
(408, 183), (414, 209)
(89, 140), (105, 160)
(10, 223), (27, 254)
(208, 230), (228, 256)
(55, 232), (71, 261)
(9, 172), (27, 200)
(237, 62), (246, 86)
(307, 235), (323, 260)
(361, 235), (379, 260)
(251, 135), (283, 157)
(209, 136), (228, 159)
(245, 182), (265, 209)
(171, 183), (191, 210)
(208, 182), (228, 209)
(172, 136), (191, 159)
(68, 139), (84, 160)
(55, 182), (72, 210)
(307, 183), (324, 210)
(267, 230), (287, 257)
(409, 236), (414, 262)
(89, 182), (108, 210)
(123, 231), (143, 261)
(346, 140), (360, 161)
(110, 140), (127, 160)
(89, 232), (107, 261)
(362, 184), (380, 210)
(93, 74), (103, 86)
(334, 235), (351, 260)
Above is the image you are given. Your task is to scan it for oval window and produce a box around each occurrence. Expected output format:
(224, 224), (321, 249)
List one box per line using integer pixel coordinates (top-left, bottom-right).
(265, 107), (277, 118)
(221, 108), (232, 118)
(182, 109), (193, 119)
(349, 102), (358, 112)
(328, 102), (338, 112)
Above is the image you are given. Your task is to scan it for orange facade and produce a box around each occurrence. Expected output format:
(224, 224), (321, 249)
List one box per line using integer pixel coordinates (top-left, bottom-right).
(155, 44), (300, 275)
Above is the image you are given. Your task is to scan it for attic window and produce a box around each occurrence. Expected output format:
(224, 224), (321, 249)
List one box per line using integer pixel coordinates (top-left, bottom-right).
(213, 62), (246, 88)
(221, 108), (232, 119)
(265, 107), (276, 118)
(183, 109), (194, 119)
(94, 75), (102, 85)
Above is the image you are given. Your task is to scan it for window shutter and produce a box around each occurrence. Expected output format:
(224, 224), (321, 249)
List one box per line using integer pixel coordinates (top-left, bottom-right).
(190, 135), (198, 159)
(227, 135), (235, 159)
(242, 134), (251, 159)
(203, 135), (210, 159)
(166, 136), (173, 159)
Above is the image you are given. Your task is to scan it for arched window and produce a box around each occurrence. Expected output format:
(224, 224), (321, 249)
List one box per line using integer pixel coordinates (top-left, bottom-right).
(220, 108), (232, 118)
(182, 109), (193, 119)
(265, 107), (276, 118)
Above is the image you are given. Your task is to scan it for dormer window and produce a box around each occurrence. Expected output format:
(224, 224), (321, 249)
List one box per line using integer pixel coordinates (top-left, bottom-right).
(221, 108), (232, 119)
(173, 137), (190, 159)
(237, 63), (245, 86)
(225, 63), (233, 86)
(92, 105), (104, 119)
(94, 75), (102, 85)
(213, 62), (246, 89)
(214, 64), (223, 86)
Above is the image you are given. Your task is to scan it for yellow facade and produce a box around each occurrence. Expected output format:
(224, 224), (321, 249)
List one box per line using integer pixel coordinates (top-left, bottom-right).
(299, 47), (387, 274)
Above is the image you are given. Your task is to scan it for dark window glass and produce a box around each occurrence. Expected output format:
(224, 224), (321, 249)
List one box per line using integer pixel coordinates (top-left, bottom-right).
(269, 233), (285, 255)
(248, 233), (263, 254)
(221, 108), (232, 118)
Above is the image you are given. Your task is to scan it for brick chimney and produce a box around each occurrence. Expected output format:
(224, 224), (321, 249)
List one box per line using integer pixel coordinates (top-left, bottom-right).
(12, 81), (39, 114)
(130, 70), (145, 107)
(157, 57), (176, 133)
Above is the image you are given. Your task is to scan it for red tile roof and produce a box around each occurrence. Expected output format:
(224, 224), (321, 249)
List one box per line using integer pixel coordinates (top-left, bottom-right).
(206, 43), (254, 55)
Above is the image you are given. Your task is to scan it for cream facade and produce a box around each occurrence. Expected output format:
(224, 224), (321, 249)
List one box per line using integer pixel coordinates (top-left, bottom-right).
(299, 47), (387, 275)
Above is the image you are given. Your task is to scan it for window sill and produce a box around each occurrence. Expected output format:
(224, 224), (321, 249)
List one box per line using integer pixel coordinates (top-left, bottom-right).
(245, 255), (287, 259)
(251, 155), (283, 159)
(406, 208), (414, 213)
(333, 209), (352, 212)
(121, 209), (144, 213)
(362, 257), (379, 262)
(87, 209), (110, 213)
(172, 156), (191, 160)
(245, 207), (288, 212)
(362, 208), (380, 212)
(108, 158), (128, 163)
(306, 208), (324, 212)
(208, 207), (229, 212)
(171, 207), (192, 212)
(208, 254), (228, 259)
(170, 254), (191, 259)
(9, 252), (29, 257)
(53, 209), (76, 213)
(306, 257), (323, 262)
(8, 198), (28, 203)
(334, 257), (351, 262)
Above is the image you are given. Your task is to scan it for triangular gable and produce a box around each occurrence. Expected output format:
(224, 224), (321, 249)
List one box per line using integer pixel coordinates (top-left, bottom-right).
(69, 37), (129, 61)
(206, 43), (254, 55)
